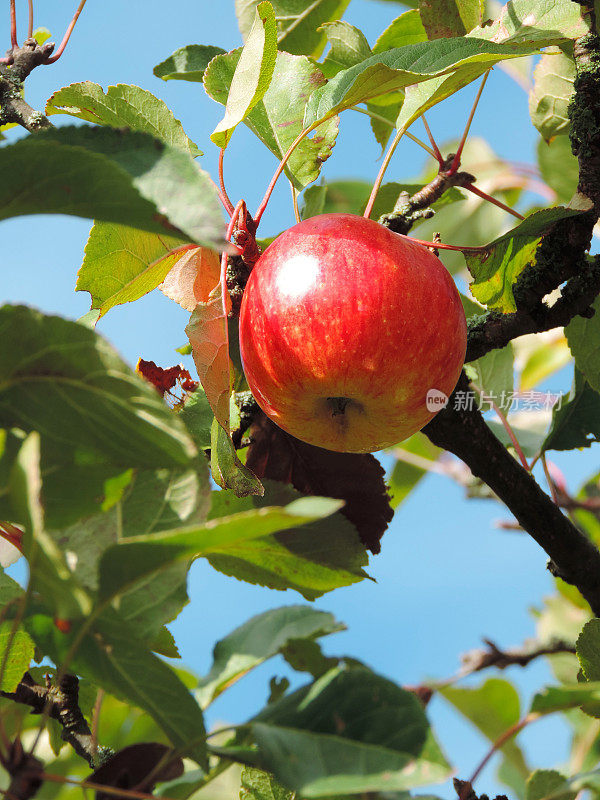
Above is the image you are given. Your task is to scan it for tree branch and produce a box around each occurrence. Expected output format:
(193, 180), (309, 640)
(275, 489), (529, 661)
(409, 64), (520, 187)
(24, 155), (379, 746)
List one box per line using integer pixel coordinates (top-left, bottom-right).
(423, 373), (600, 616)
(0, 39), (54, 131)
(459, 638), (576, 676)
(0, 672), (111, 768)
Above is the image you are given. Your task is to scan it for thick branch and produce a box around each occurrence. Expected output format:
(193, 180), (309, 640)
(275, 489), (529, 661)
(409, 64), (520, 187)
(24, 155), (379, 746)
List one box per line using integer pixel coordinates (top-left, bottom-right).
(423, 373), (600, 616)
(0, 39), (54, 131)
(0, 672), (110, 768)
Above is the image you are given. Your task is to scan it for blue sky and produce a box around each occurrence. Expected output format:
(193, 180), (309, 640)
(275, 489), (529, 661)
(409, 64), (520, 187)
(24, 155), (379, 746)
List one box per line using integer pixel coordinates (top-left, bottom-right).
(2, 0), (599, 794)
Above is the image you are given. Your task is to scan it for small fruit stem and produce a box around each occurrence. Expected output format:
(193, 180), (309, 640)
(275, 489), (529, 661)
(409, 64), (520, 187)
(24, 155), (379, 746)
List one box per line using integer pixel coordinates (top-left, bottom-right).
(218, 148), (235, 216)
(27, 0), (34, 39)
(421, 114), (444, 166)
(44, 0), (88, 63)
(349, 106), (436, 159)
(447, 69), (491, 176)
(290, 181), (301, 223)
(9, 0), (18, 47)
(254, 122), (319, 227)
(401, 234), (488, 253)
(363, 125), (407, 219)
(464, 182), (525, 220)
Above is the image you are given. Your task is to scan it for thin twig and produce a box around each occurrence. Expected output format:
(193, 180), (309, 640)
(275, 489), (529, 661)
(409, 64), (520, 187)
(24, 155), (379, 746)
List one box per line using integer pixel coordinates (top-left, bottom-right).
(290, 181), (301, 223)
(254, 122), (319, 226)
(349, 105), (436, 158)
(470, 382), (530, 471)
(27, 0), (33, 39)
(448, 70), (491, 175)
(401, 234), (488, 253)
(218, 149), (235, 216)
(541, 454), (560, 505)
(463, 182), (525, 220)
(9, 0), (18, 47)
(422, 114), (444, 165)
(44, 0), (88, 63)
(363, 126), (407, 219)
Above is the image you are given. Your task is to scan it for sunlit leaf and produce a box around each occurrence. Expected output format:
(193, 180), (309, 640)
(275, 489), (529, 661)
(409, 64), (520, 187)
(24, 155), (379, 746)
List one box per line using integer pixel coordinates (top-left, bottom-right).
(419, 0), (484, 39)
(373, 10), (427, 53)
(154, 44), (226, 82)
(160, 247), (222, 313)
(211, 2), (277, 148)
(467, 0), (591, 45)
(46, 82), (201, 157)
(529, 48), (575, 141)
(319, 21), (372, 78)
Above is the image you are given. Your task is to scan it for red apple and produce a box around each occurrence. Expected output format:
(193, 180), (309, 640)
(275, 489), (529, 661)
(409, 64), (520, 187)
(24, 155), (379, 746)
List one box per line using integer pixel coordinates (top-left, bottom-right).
(239, 213), (467, 453)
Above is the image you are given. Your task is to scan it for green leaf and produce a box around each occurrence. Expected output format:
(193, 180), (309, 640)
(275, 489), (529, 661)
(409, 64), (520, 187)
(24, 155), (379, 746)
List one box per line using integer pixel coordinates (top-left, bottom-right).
(529, 49), (575, 141)
(179, 389), (214, 451)
(53, 467), (210, 593)
(466, 207), (582, 312)
(537, 135), (579, 204)
(577, 618), (600, 681)
(0, 306), (196, 469)
(487, 410), (553, 459)
(300, 184), (327, 219)
(543, 370), (600, 452)
(304, 39), (537, 128)
(531, 682), (600, 714)
(566, 296), (600, 393)
(27, 611), (207, 766)
(467, 0), (591, 45)
(0, 126), (225, 250)
(206, 483), (369, 599)
(320, 21), (372, 78)
(440, 679), (529, 795)
(46, 82), (201, 157)
(527, 769), (576, 800)
(211, 418), (264, 497)
(465, 343), (514, 400)
(0, 624), (34, 691)
(10, 432), (92, 620)
(235, 0), (352, 58)
(211, 2), (277, 148)
(241, 768), (294, 800)
(388, 433), (440, 508)
(97, 493), (343, 603)
(204, 49), (338, 190)
(373, 10), (428, 53)
(77, 223), (187, 319)
(154, 45), (226, 82)
(247, 667), (450, 796)
(419, 0), (484, 39)
(197, 605), (344, 708)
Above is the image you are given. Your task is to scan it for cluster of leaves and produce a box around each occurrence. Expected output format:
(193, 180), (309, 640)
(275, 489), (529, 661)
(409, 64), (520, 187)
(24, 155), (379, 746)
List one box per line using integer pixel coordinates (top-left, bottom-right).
(2, 0), (600, 799)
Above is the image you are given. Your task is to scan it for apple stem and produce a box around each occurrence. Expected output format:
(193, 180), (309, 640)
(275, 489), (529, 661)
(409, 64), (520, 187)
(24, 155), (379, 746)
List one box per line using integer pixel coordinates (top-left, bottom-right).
(9, 0), (18, 48)
(363, 125), (408, 219)
(421, 114), (445, 166)
(349, 106), (437, 159)
(254, 122), (319, 227)
(401, 234), (488, 253)
(470, 380), (530, 471)
(447, 70), (491, 176)
(290, 181), (301, 224)
(44, 0), (88, 63)
(218, 149), (236, 217)
(27, 0), (33, 39)
(463, 182), (525, 220)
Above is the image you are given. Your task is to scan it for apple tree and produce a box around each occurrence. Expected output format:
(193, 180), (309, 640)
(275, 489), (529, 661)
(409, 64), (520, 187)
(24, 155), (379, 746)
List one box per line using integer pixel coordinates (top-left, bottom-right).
(1, 1), (600, 800)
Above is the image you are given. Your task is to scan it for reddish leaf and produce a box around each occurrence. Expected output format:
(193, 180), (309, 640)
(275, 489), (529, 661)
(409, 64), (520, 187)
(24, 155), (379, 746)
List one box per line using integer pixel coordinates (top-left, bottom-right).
(246, 413), (393, 553)
(159, 246), (221, 310)
(136, 359), (198, 406)
(90, 743), (183, 800)
(185, 281), (232, 430)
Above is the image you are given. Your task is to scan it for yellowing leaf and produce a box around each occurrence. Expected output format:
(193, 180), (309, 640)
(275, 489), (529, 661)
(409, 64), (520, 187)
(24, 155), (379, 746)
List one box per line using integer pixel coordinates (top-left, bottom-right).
(160, 247), (221, 311)
(185, 279), (232, 431)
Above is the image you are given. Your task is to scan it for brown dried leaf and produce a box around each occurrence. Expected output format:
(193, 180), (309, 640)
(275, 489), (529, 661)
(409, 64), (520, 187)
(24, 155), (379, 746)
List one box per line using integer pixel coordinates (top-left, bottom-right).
(185, 280), (231, 430)
(246, 413), (393, 553)
(159, 246), (221, 310)
(91, 743), (183, 800)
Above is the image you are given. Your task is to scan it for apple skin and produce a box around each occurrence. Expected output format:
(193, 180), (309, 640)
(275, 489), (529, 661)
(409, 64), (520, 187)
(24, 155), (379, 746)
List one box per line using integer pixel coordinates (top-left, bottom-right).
(239, 213), (467, 453)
